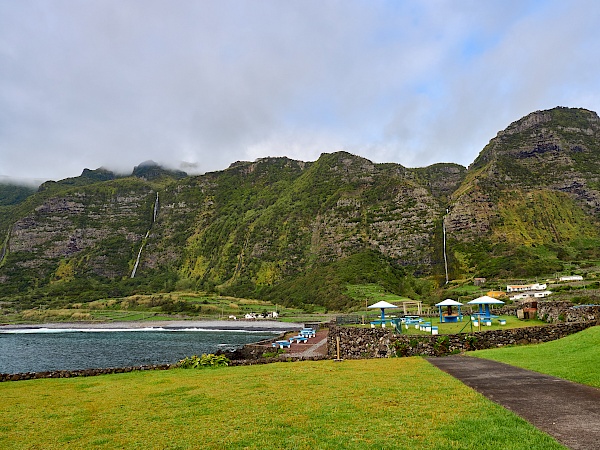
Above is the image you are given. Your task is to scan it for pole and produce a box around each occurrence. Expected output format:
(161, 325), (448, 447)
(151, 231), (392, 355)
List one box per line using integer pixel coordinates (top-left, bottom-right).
(335, 336), (343, 362)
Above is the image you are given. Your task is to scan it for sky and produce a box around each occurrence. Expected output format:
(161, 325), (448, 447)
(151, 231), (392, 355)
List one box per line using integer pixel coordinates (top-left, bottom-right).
(1, 0), (600, 183)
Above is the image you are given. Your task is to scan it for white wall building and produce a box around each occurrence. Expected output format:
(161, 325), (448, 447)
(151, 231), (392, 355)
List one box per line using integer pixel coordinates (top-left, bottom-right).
(510, 290), (552, 300)
(507, 283), (547, 292)
(559, 275), (583, 282)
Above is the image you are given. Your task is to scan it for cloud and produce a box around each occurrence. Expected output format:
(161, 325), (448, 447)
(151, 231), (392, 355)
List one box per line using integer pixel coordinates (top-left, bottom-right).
(1, 0), (600, 181)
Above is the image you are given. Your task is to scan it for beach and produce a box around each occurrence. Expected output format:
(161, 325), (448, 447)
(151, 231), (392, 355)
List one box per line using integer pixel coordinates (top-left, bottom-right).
(0, 320), (304, 333)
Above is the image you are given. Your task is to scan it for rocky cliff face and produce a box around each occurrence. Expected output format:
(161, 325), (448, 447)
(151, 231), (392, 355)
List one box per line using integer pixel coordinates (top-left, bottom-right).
(447, 107), (600, 241)
(3, 184), (155, 284)
(0, 153), (463, 300)
(2, 106), (600, 305)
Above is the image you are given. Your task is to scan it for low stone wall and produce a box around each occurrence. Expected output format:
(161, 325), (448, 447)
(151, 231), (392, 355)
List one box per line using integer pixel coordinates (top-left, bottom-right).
(0, 354), (333, 382)
(327, 321), (597, 359)
(0, 364), (172, 382)
(537, 301), (600, 323)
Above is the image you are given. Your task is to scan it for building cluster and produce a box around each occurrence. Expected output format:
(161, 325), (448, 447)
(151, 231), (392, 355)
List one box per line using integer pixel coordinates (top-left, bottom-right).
(236, 311), (279, 320)
(558, 275), (583, 282)
(506, 283), (552, 301)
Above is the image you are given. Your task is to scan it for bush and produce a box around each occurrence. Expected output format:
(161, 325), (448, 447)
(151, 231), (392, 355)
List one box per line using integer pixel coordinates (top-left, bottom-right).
(391, 341), (411, 357)
(464, 334), (478, 351)
(176, 354), (230, 369)
(434, 336), (450, 356)
(262, 349), (285, 358)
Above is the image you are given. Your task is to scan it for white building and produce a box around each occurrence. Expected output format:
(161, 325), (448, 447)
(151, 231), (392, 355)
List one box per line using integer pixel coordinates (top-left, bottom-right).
(559, 275), (583, 282)
(510, 290), (552, 301)
(507, 283), (547, 292)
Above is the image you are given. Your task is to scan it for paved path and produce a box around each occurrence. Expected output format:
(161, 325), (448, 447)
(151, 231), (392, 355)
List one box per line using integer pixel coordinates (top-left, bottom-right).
(427, 355), (600, 450)
(287, 329), (328, 358)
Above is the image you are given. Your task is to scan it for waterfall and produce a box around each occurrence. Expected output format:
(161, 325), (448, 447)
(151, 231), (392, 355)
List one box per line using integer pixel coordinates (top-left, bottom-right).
(443, 209), (449, 284)
(130, 243), (144, 278)
(153, 192), (159, 223)
(130, 192), (159, 278)
(0, 227), (10, 266)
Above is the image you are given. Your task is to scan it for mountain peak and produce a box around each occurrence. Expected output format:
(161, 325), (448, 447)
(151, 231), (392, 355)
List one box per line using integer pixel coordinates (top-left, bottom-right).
(131, 161), (187, 180)
(471, 107), (600, 171)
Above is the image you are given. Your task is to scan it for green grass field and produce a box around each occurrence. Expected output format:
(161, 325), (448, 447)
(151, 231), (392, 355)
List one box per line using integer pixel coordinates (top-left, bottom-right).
(472, 325), (600, 388)
(357, 315), (546, 335)
(0, 358), (565, 449)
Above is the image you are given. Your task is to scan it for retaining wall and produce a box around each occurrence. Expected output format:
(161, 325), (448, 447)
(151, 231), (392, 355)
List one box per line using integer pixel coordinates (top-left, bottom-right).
(0, 364), (172, 382)
(327, 321), (597, 359)
(537, 301), (600, 323)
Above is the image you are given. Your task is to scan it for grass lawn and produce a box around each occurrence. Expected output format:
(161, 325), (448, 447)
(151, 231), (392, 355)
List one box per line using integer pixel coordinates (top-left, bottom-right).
(358, 315), (546, 335)
(0, 359), (565, 449)
(471, 325), (600, 388)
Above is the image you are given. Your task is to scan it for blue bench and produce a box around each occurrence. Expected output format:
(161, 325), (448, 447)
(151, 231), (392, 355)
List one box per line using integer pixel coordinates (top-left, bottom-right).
(289, 336), (308, 344)
(272, 340), (291, 349)
(300, 328), (316, 338)
(401, 318), (421, 329)
(370, 319), (398, 328)
(419, 322), (432, 332)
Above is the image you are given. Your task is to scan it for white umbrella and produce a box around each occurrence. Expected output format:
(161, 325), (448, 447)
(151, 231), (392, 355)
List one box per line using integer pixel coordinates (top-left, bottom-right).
(435, 299), (463, 307)
(435, 299), (463, 322)
(368, 301), (398, 320)
(468, 296), (504, 318)
(467, 296), (505, 305)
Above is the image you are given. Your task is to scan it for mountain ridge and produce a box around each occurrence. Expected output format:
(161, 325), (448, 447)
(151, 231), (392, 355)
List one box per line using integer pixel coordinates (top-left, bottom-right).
(2, 106), (600, 310)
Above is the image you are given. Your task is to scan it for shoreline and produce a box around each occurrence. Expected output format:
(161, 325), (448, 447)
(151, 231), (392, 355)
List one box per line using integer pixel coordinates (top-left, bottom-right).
(0, 320), (304, 333)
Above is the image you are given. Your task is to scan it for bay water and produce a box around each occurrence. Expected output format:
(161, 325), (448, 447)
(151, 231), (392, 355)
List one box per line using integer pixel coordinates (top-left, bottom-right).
(0, 328), (277, 374)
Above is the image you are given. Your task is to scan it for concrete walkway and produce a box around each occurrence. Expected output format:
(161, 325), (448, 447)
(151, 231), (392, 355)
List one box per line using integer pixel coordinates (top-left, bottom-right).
(287, 329), (328, 358)
(427, 355), (600, 450)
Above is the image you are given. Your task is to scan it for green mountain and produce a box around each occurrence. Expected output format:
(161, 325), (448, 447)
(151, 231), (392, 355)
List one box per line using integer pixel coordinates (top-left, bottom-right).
(446, 107), (600, 278)
(2, 106), (600, 310)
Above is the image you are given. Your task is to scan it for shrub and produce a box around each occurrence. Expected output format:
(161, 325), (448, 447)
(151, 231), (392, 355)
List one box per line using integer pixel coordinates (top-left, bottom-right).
(391, 340), (411, 357)
(176, 354), (230, 369)
(464, 334), (478, 351)
(262, 349), (285, 358)
(434, 336), (450, 356)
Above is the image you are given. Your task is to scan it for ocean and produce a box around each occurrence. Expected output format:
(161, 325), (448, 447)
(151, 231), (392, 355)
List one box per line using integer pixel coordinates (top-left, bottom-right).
(0, 327), (278, 374)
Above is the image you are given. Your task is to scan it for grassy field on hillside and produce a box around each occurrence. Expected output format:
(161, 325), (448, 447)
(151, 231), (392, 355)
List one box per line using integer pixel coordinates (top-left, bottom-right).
(472, 325), (600, 388)
(0, 359), (565, 449)
(1, 292), (327, 325)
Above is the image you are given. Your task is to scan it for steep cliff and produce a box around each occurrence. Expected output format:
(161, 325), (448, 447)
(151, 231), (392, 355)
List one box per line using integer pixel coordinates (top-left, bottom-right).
(2, 106), (600, 309)
(446, 107), (600, 278)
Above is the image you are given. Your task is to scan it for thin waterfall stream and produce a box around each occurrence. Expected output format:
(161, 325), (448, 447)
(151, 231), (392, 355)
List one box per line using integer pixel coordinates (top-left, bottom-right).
(443, 209), (449, 284)
(131, 192), (159, 278)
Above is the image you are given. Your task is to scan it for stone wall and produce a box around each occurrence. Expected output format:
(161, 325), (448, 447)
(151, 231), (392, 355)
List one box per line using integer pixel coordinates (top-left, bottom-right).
(0, 364), (172, 382)
(0, 354), (330, 382)
(537, 301), (600, 323)
(327, 321), (597, 359)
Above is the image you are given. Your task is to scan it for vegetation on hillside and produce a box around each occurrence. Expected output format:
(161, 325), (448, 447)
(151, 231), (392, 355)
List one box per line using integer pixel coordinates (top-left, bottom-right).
(2, 107), (600, 312)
